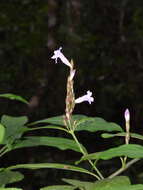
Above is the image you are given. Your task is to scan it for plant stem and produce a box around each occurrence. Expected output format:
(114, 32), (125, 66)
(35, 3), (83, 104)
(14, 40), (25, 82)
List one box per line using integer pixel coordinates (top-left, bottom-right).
(0, 149), (8, 157)
(0, 145), (9, 157)
(70, 130), (104, 180)
(0, 146), (7, 154)
(108, 158), (140, 178)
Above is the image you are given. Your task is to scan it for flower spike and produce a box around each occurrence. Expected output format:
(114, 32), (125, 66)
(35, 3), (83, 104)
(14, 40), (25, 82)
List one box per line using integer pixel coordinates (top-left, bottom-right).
(51, 47), (72, 68)
(69, 69), (76, 81)
(75, 90), (94, 104)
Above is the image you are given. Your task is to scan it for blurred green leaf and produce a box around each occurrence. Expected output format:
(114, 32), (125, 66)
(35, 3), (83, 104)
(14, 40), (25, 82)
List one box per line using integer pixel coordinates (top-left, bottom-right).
(0, 124), (5, 144)
(62, 178), (93, 189)
(63, 176), (131, 190)
(0, 94), (28, 104)
(41, 177), (143, 190)
(90, 176), (130, 190)
(81, 144), (143, 161)
(0, 188), (22, 190)
(13, 136), (86, 153)
(1, 115), (28, 144)
(0, 170), (24, 187)
(40, 185), (75, 190)
(89, 177), (143, 190)
(92, 184), (143, 190)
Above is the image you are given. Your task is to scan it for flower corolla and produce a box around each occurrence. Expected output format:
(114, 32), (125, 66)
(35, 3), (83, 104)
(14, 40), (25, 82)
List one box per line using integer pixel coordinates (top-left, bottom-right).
(51, 47), (72, 68)
(75, 90), (94, 104)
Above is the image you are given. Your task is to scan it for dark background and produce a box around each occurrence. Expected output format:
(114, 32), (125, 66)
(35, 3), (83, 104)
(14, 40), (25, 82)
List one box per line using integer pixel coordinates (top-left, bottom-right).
(0, 0), (143, 189)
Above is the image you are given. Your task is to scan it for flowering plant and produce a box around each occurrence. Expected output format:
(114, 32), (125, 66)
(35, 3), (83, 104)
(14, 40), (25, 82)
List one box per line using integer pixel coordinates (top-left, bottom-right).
(0, 48), (143, 189)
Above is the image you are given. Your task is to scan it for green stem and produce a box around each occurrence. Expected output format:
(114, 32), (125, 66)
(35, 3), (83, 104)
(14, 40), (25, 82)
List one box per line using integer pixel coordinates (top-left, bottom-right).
(108, 158), (140, 178)
(0, 145), (7, 155)
(0, 148), (9, 157)
(70, 130), (104, 180)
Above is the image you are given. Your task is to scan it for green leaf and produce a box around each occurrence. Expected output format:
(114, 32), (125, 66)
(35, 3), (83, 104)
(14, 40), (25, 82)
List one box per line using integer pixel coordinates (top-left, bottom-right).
(90, 176), (130, 190)
(120, 185), (143, 190)
(28, 115), (123, 133)
(40, 185), (75, 190)
(81, 144), (143, 161)
(101, 132), (143, 141)
(13, 136), (86, 153)
(28, 115), (66, 126)
(91, 184), (143, 190)
(0, 93), (28, 104)
(41, 177), (143, 190)
(0, 188), (22, 190)
(28, 115), (89, 126)
(88, 176), (143, 190)
(27, 125), (68, 133)
(0, 170), (24, 186)
(75, 117), (122, 132)
(63, 176), (131, 190)
(6, 163), (96, 178)
(62, 178), (93, 189)
(101, 133), (117, 138)
(0, 124), (5, 144)
(1, 115), (28, 144)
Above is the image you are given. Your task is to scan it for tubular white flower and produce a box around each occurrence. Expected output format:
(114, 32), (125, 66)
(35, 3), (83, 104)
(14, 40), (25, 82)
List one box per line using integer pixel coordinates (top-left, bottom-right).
(124, 108), (130, 122)
(75, 90), (94, 104)
(51, 47), (72, 68)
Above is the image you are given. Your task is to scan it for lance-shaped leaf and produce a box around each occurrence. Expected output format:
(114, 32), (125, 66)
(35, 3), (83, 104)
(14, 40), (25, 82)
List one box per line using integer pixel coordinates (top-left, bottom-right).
(0, 93), (28, 104)
(101, 132), (143, 141)
(0, 170), (24, 187)
(81, 144), (143, 161)
(13, 136), (86, 153)
(6, 163), (96, 178)
(28, 115), (123, 133)
(26, 125), (68, 133)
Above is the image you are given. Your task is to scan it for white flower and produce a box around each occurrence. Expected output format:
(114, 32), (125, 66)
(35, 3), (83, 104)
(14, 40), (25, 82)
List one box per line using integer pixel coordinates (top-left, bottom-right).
(51, 47), (72, 68)
(124, 108), (130, 122)
(75, 90), (94, 104)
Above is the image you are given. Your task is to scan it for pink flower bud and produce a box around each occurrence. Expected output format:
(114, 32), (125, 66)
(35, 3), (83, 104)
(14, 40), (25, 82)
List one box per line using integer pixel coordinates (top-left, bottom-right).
(124, 108), (130, 122)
